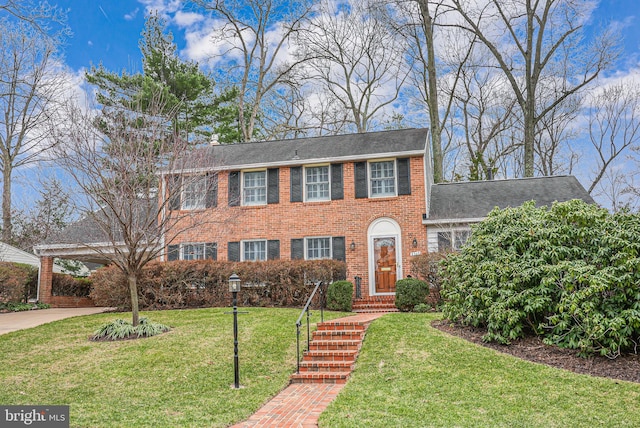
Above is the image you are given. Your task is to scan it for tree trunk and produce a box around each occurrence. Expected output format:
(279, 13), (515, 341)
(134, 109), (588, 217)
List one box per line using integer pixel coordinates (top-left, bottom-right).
(418, 0), (444, 183)
(128, 273), (140, 327)
(2, 161), (12, 242)
(523, 103), (535, 177)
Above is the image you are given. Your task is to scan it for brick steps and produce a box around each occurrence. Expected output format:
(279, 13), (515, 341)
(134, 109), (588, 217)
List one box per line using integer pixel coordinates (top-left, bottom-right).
(291, 314), (382, 385)
(352, 296), (398, 313)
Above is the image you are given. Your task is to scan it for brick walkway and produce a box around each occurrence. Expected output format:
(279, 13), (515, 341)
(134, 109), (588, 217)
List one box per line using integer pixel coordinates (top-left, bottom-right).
(231, 383), (345, 428)
(231, 313), (385, 427)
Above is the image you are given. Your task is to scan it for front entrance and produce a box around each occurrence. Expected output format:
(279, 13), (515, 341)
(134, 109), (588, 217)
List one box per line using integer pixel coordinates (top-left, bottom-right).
(373, 237), (397, 293)
(368, 218), (402, 296)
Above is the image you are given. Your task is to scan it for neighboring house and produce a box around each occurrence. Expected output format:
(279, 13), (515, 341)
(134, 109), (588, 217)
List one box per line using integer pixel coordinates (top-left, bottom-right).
(33, 128), (595, 309)
(0, 241), (69, 274)
(423, 176), (596, 253)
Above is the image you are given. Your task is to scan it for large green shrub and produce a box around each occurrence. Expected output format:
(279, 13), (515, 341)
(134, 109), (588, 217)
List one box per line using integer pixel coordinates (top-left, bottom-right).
(90, 259), (347, 310)
(395, 278), (430, 312)
(326, 280), (353, 311)
(441, 199), (640, 358)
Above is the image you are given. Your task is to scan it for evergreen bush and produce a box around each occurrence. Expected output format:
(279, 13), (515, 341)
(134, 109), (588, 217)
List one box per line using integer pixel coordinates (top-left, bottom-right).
(441, 199), (640, 358)
(395, 278), (430, 312)
(326, 280), (353, 311)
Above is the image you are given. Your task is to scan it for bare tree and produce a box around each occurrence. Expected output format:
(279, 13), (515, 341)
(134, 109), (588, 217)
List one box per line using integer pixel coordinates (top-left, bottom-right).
(52, 92), (218, 326)
(0, 18), (68, 241)
(381, 0), (475, 183)
(295, 0), (409, 134)
(534, 90), (581, 176)
(586, 83), (640, 194)
(0, 0), (68, 34)
(454, 66), (519, 180)
(448, 0), (619, 177)
(193, 0), (314, 142)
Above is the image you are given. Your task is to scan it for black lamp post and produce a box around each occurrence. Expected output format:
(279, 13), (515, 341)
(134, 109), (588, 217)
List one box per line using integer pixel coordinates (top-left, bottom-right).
(228, 273), (241, 389)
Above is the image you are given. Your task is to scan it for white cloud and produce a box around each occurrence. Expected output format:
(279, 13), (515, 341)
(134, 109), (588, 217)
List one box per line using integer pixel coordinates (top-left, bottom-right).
(174, 11), (204, 27)
(124, 7), (140, 21)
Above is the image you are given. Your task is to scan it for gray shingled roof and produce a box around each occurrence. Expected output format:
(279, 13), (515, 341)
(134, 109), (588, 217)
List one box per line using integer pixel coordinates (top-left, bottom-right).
(177, 128), (429, 171)
(427, 176), (595, 222)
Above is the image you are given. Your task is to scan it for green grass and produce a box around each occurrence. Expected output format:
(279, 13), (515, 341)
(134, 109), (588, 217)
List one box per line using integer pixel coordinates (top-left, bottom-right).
(0, 307), (348, 428)
(320, 313), (640, 428)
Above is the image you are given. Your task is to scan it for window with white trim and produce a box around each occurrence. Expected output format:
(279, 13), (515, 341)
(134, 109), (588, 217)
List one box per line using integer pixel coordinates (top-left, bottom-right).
(370, 160), (396, 197)
(182, 243), (206, 260)
(305, 166), (330, 201)
(437, 229), (471, 252)
(243, 170), (267, 205)
(182, 175), (207, 210)
(306, 237), (331, 260)
(243, 240), (267, 261)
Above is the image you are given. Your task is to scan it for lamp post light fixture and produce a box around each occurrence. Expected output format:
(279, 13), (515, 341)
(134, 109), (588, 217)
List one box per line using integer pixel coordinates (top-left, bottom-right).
(228, 273), (241, 389)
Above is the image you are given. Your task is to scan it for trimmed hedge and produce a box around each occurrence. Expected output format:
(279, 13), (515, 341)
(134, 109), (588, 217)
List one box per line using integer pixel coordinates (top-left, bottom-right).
(441, 199), (640, 359)
(52, 274), (92, 297)
(90, 259), (347, 310)
(0, 262), (38, 303)
(326, 280), (353, 312)
(395, 278), (430, 312)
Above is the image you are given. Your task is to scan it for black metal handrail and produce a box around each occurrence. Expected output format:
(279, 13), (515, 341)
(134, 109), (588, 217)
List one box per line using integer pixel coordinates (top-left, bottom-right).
(295, 281), (325, 373)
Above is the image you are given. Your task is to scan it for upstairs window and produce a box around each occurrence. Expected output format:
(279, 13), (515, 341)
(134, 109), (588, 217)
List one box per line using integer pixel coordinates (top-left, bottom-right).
(243, 171), (267, 205)
(182, 175), (207, 210)
(305, 166), (330, 201)
(370, 160), (396, 197)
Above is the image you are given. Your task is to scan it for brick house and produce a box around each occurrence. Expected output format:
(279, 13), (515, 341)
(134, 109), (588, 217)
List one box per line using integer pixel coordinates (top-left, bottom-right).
(161, 127), (431, 310)
(33, 127), (594, 309)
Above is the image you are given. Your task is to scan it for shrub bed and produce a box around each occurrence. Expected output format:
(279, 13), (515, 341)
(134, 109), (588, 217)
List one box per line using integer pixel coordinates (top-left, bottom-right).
(90, 259), (346, 310)
(441, 200), (640, 358)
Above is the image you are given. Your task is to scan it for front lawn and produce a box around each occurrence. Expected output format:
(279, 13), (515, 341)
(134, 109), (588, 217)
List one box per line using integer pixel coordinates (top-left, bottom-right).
(320, 313), (640, 428)
(0, 307), (346, 427)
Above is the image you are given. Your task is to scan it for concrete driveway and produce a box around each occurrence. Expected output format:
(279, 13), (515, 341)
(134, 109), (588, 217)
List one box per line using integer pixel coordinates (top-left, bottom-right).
(0, 307), (113, 335)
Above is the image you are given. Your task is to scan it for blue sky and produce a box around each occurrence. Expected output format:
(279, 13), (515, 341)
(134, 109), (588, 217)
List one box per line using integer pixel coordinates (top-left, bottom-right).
(57, 0), (640, 74)
(6, 0), (640, 211)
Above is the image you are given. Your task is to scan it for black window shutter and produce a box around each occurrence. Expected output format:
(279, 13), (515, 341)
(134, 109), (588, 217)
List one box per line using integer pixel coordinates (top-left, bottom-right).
(205, 243), (217, 260)
(331, 163), (343, 200)
(267, 168), (279, 204)
(397, 158), (411, 195)
(167, 244), (179, 261)
(228, 241), (240, 261)
(290, 166), (303, 202)
(354, 162), (368, 199)
(228, 171), (240, 207)
(206, 174), (218, 208)
(291, 238), (304, 260)
(169, 175), (182, 210)
(332, 237), (346, 262)
(267, 240), (280, 260)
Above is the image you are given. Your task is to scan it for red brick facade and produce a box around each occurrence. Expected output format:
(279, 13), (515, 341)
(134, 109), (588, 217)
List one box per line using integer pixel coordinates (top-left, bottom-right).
(169, 157), (428, 300)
